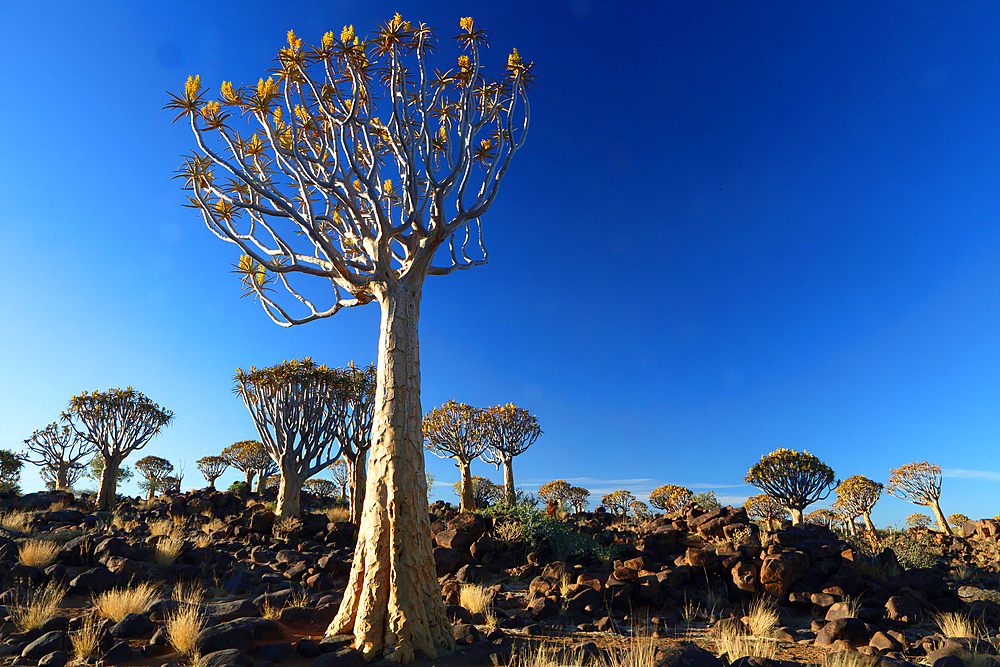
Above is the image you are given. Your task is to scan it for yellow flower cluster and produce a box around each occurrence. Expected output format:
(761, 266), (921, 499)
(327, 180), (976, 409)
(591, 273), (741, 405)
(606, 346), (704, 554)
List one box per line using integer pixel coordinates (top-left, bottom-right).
(341, 25), (355, 43)
(185, 74), (201, 100)
(507, 48), (523, 70)
(460, 16), (474, 32)
(286, 29), (303, 51)
(458, 56), (470, 72)
(257, 77), (278, 99)
(220, 81), (238, 104)
(200, 100), (220, 120)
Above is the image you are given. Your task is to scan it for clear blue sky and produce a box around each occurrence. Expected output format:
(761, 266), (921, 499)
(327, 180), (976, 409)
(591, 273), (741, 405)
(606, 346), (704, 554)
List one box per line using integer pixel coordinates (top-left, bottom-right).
(1, 1), (997, 528)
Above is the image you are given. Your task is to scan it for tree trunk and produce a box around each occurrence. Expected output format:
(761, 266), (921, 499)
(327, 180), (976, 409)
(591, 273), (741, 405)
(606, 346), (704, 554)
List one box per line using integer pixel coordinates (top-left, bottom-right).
(56, 466), (70, 492)
(245, 470), (255, 488)
(147, 485), (156, 501)
(929, 499), (952, 535)
(276, 470), (303, 518)
(256, 470), (268, 495)
(789, 507), (804, 527)
(349, 451), (367, 525)
(502, 458), (515, 506)
(97, 456), (120, 511)
(327, 282), (454, 663)
(459, 460), (475, 512)
(862, 513), (876, 533)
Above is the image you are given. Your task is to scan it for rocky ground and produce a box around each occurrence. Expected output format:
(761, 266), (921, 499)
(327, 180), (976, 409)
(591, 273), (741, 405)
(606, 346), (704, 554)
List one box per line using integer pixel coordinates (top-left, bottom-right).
(0, 489), (999, 667)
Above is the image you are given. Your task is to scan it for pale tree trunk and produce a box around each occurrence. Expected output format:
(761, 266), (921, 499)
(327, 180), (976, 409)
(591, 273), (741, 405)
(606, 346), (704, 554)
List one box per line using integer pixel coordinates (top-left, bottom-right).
(276, 470), (304, 519)
(929, 499), (952, 535)
(327, 282), (455, 663)
(459, 460), (476, 512)
(56, 466), (70, 492)
(862, 513), (876, 533)
(256, 471), (268, 495)
(97, 456), (120, 511)
(245, 470), (255, 488)
(147, 486), (156, 501)
(502, 458), (515, 506)
(349, 453), (367, 525)
(789, 507), (803, 527)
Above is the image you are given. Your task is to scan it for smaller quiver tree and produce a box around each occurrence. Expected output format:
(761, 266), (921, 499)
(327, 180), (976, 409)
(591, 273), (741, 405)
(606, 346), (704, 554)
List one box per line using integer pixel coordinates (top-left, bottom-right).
(21, 422), (95, 491)
(480, 404), (541, 506)
(135, 456), (175, 500)
(692, 490), (722, 511)
(196, 456), (229, 488)
(423, 400), (488, 512)
(305, 478), (338, 498)
(565, 486), (590, 513)
(649, 484), (694, 516)
(745, 449), (836, 527)
(949, 513), (970, 529)
(744, 493), (789, 531)
(222, 440), (270, 488)
(887, 462), (951, 535)
(906, 513), (932, 529)
(254, 457), (279, 494)
(234, 358), (350, 518)
(601, 489), (636, 519)
(329, 459), (350, 501)
(42, 465), (84, 491)
(63, 388), (174, 510)
(333, 364), (376, 524)
(451, 476), (501, 508)
(537, 479), (572, 509)
(0, 450), (24, 493)
(835, 475), (882, 533)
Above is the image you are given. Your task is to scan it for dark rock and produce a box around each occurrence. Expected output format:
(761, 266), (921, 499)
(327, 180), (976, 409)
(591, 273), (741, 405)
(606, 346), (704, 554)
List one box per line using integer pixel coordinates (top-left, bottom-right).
(296, 638), (320, 658)
(453, 623), (479, 645)
(111, 613), (154, 639)
(435, 529), (473, 553)
(196, 618), (283, 655)
(197, 648), (251, 667)
(250, 511), (277, 533)
(445, 605), (474, 624)
(101, 640), (135, 665)
(37, 650), (68, 667)
(317, 635), (354, 654)
(69, 567), (118, 595)
(447, 512), (486, 541)
(95, 538), (135, 562)
(312, 648), (364, 667)
(886, 595), (922, 624)
(815, 617), (870, 647)
(527, 596), (559, 620)
(222, 570), (253, 595)
(277, 606), (313, 623)
(40, 616), (70, 633)
(256, 642), (294, 663)
(206, 599), (261, 624)
(646, 641), (725, 667)
(22, 632), (68, 659)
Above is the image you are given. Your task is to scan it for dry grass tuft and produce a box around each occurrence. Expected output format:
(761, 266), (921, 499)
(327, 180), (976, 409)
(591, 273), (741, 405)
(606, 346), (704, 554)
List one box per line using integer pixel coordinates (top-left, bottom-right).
(202, 518), (225, 535)
(322, 507), (350, 523)
(195, 533), (211, 549)
(459, 584), (493, 616)
(0, 511), (33, 534)
(71, 615), (104, 662)
(172, 583), (205, 606)
(932, 611), (982, 639)
(149, 518), (176, 536)
(745, 596), (779, 637)
(152, 536), (184, 567)
(92, 582), (162, 622)
(713, 623), (778, 663)
(8, 582), (67, 631)
(18, 538), (61, 568)
(166, 602), (206, 658)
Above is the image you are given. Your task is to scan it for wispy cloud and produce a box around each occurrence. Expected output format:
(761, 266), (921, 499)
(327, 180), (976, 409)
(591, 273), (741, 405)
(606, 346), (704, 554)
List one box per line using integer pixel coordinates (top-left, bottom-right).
(944, 468), (1000, 482)
(688, 483), (747, 489)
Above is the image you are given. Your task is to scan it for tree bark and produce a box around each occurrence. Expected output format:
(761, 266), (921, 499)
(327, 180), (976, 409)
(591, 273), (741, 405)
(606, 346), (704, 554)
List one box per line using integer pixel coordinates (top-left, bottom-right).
(245, 470), (255, 488)
(502, 458), (515, 506)
(862, 513), (876, 533)
(276, 470), (303, 518)
(459, 460), (475, 512)
(256, 470), (268, 495)
(788, 507), (804, 527)
(97, 456), (120, 511)
(929, 499), (952, 535)
(56, 467), (70, 492)
(327, 282), (455, 663)
(349, 452), (367, 525)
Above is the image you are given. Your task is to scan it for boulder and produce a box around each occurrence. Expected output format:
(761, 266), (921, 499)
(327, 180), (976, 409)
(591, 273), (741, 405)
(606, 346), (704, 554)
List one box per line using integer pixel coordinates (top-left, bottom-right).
(198, 648), (251, 667)
(22, 632), (68, 659)
(110, 613), (154, 639)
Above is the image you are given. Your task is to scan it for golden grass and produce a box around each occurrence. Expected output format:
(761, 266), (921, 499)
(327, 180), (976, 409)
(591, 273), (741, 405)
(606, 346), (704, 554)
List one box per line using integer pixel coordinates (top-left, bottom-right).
(166, 603), (205, 657)
(8, 582), (67, 631)
(195, 533), (211, 549)
(559, 573), (572, 601)
(149, 518), (176, 536)
(0, 511), (33, 534)
(323, 507), (351, 523)
(202, 518), (225, 535)
(713, 623), (778, 663)
(18, 538), (61, 568)
(932, 611), (982, 639)
(459, 584), (492, 616)
(745, 596), (779, 638)
(92, 582), (162, 622)
(71, 615), (104, 662)
(507, 634), (659, 667)
(152, 536), (184, 567)
(173, 583), (205, 606)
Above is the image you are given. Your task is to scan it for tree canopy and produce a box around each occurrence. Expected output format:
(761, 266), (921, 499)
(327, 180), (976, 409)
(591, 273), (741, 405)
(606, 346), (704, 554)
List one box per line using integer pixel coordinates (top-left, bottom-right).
(887, 462), (950, 534)
(745, 449), (835, 526)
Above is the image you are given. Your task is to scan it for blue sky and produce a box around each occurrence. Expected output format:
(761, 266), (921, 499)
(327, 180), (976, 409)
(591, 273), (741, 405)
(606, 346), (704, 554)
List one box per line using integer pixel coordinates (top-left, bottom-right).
(1, 1), (997, 528)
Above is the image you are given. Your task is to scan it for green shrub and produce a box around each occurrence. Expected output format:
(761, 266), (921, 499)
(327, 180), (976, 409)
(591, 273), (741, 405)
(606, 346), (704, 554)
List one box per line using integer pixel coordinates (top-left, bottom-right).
(228, 481), (249, 494)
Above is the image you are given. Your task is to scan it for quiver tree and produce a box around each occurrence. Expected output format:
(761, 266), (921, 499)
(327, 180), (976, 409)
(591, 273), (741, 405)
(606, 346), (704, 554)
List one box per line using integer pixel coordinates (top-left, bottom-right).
(451, 476), (501, 508)
(480, 404), (541, 506)
(601, 489), (636, 518)
(42, 465), (84, 491)
(693, 491), (722, 511)
(537, 479), (572, 509)
(745, 449), (836, 526)
(63, 388), (174, 510)
(329, 459), (350, 500)
(835, 475), (883, 533)
(85, 456), (134, 488)
(565, 486), (590, 513)
(949, 513), (970, 528)
(0, 450), (24, 493)
(887, 462), (951, 534)
(743, 494), (789, 530)
(222, 440), (270, 488)
(906, 513), (932, 529)
(196, 456), (229, 488)
(333, 364), (376, 524)
(630, 500), (651, 521)
(305, 478), (338, 497)
(423, 401), (488, 512)
(254, 458), (279, 494)
(21, 422), (95, 491)
(167, 13), (532, 660)
(805, 508), (838, 529)
(234, 358), (350, 518)
(649, 484), (694, 516)
(135, 456), (175, 500)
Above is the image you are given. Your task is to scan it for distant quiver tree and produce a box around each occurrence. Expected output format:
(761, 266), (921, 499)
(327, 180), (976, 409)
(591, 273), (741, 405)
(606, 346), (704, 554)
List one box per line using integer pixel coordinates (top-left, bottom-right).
(63, 388), (174, 510)
(887, 462), (951, 535)
(423, 400), (488, 512)
(196, 455), (229, 488)
(21, 422), (95, 491)
(480, 404), (541, 506)
(329, 459), (350, 500)
(166, 13), (533, 661)
(234, 358), (350, 518)
(744, 493), (789, 531)
(649, 484), (693, 516)
(602, 489), (636, 518)
(135, 456), (175, 500)
(222, 440), (270, 488)
(745, 449), (836, 526)
(537, 479), (572, 508)
(835, 475), (882, 533)
(333, 364), (376, 524)
(565, 486), (590, 513)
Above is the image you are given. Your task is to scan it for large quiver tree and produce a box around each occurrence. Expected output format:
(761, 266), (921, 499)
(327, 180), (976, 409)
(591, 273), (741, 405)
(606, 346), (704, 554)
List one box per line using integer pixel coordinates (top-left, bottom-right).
(423, 400), (488, 512)
(168, 13), (532, 662)
(745, 449), (836, 527)
(887, 462), (950, 535)
(63, 388), (174, 510)
(481, 403), (541, 506)
(835, 475), (883, 533)
(234, 358), (349, 518)
(21, 422), (95, 491)
(649, 484), (693, 516)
